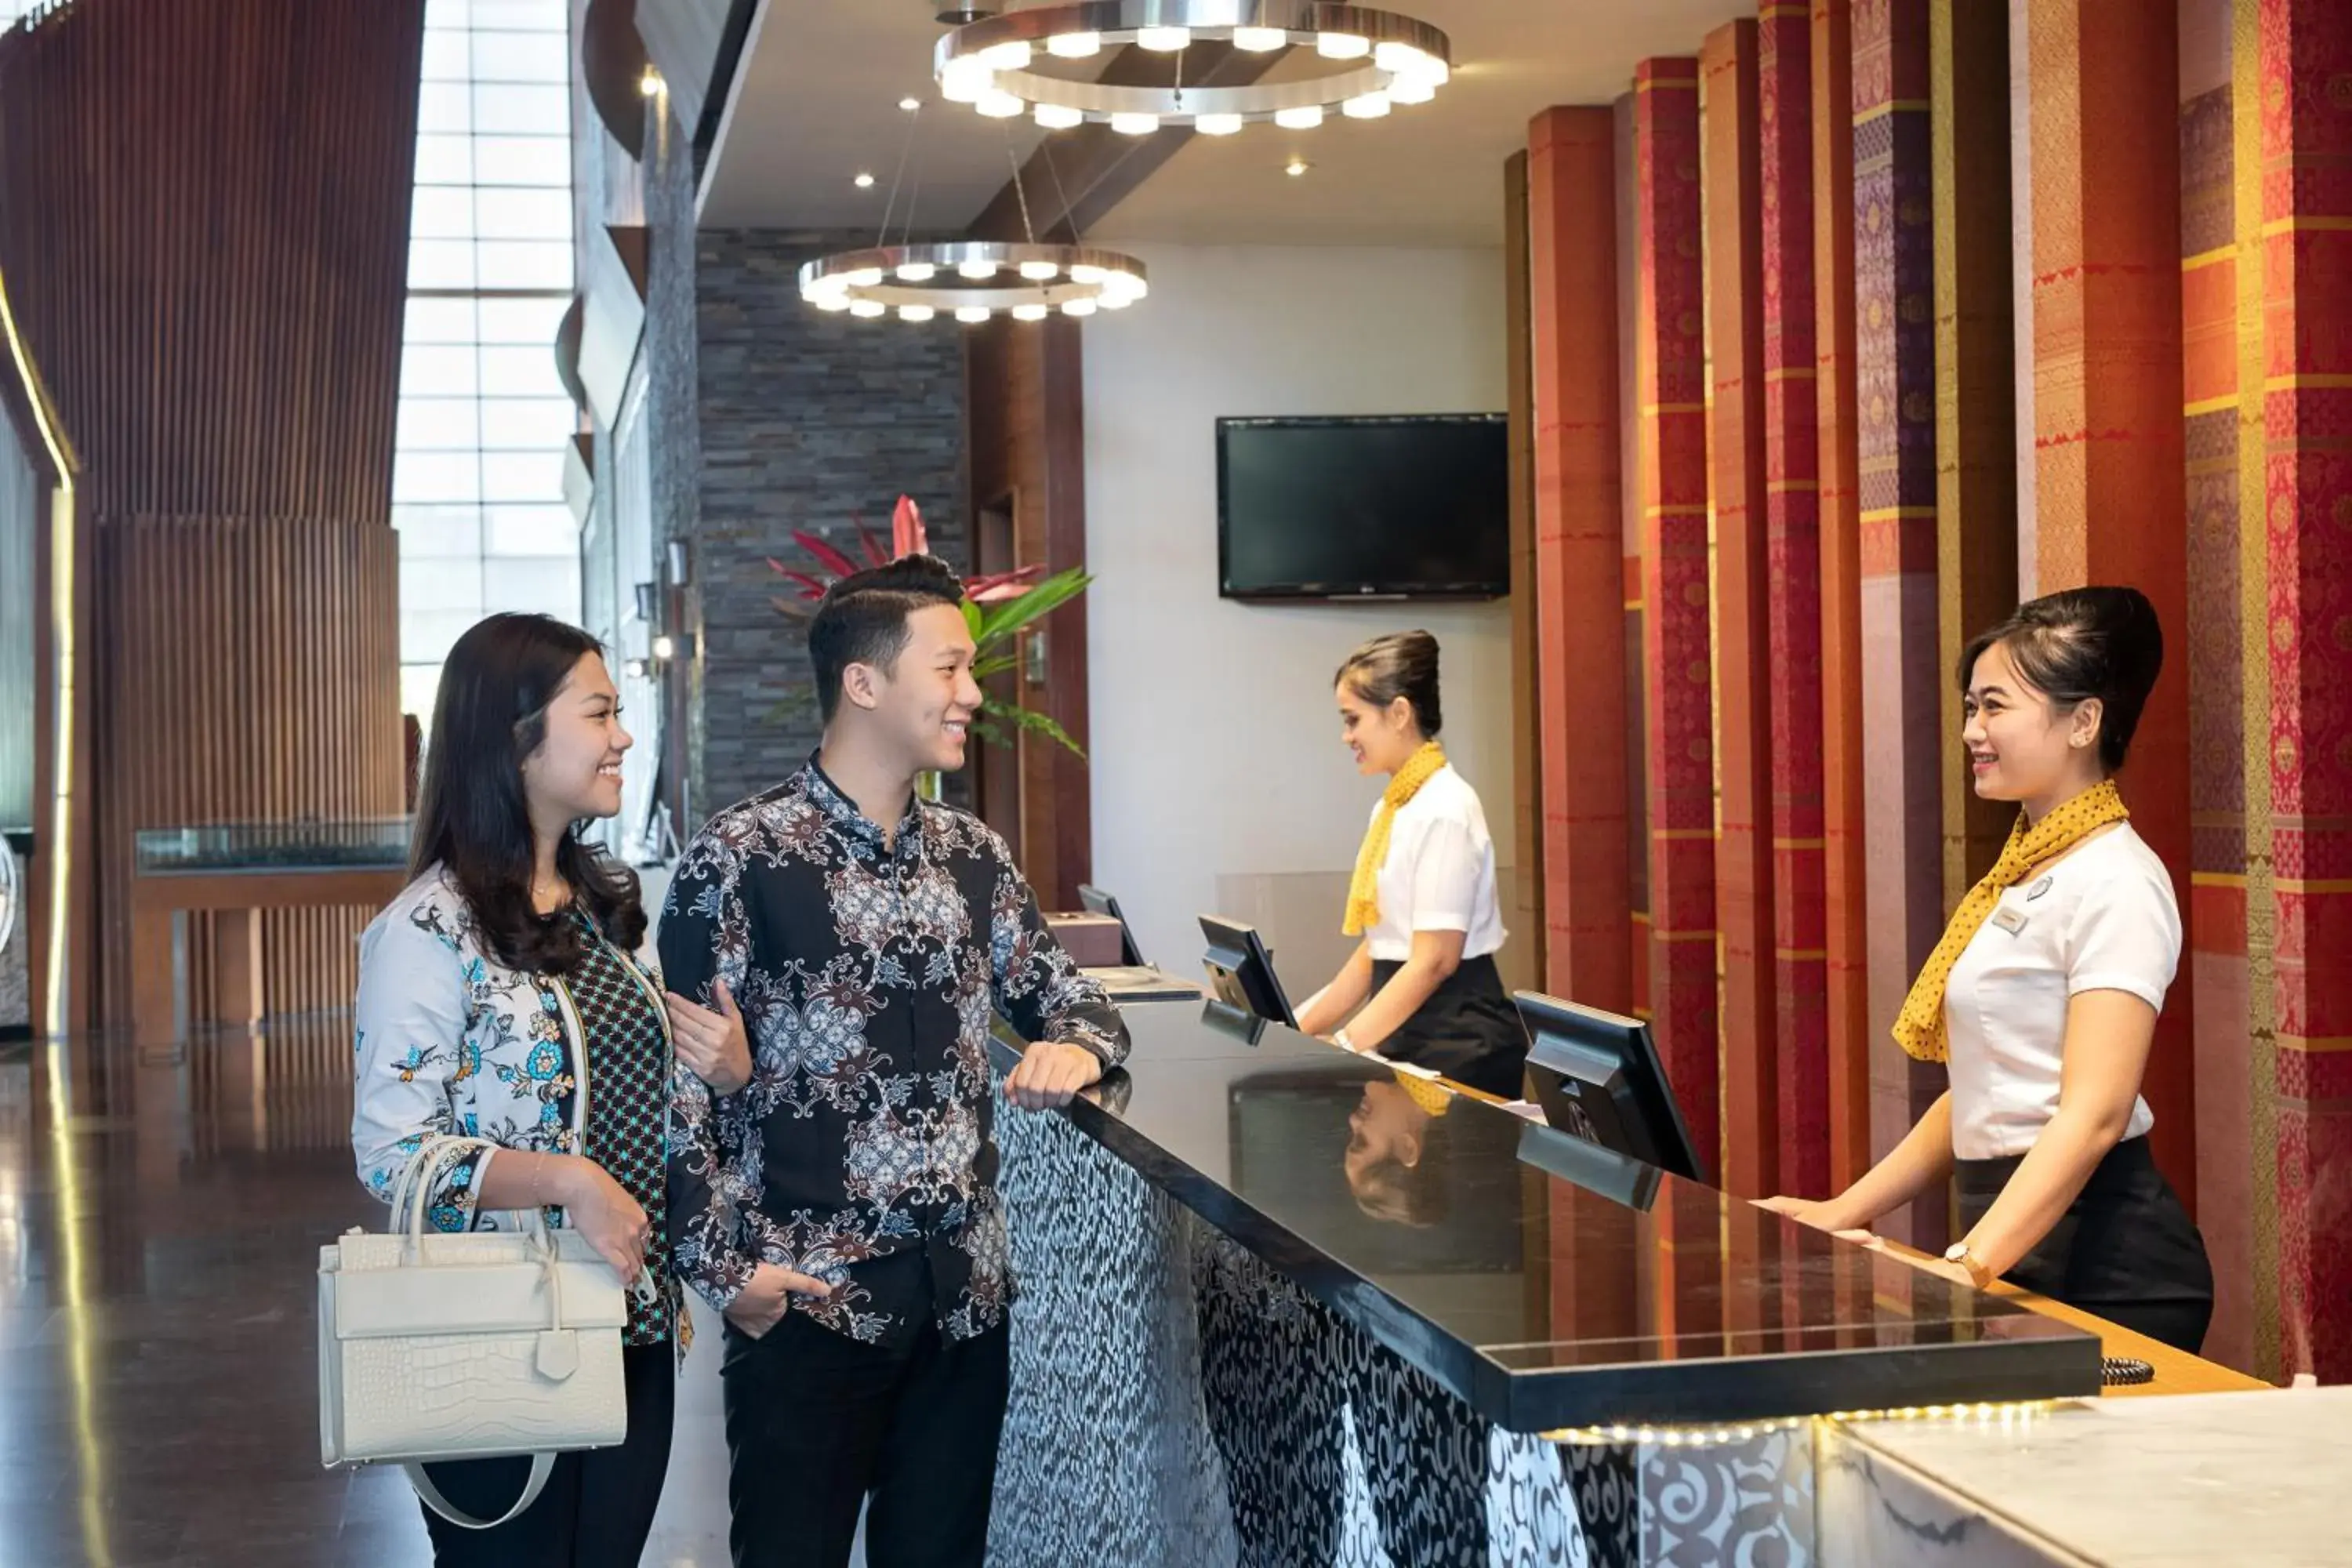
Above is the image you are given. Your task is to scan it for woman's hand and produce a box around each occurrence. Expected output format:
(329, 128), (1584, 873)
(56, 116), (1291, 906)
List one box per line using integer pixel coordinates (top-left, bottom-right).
(724, 1261), (838, 1339)
(558, 1157), (652, 1286)
(667, 980), (753, 1094)
(1755, 1193), (1874, 1243)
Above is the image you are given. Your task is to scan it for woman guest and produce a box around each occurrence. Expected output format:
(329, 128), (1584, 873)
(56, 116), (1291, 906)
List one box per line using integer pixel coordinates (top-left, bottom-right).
(1762, 587), (2213, 1351)
(351, 613), (747, 1565)
(1296, 631), (1525, 1099)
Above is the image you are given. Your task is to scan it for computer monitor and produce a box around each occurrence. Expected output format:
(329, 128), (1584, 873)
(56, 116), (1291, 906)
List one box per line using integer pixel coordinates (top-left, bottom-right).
(1077, 883), (1147, 967)
(1513, 992), (1706, 1181)
(1198, 915), (1298, 1030)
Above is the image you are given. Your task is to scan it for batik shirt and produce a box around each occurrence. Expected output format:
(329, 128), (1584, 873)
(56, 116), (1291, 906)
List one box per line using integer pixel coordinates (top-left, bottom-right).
(661, 759), (1130, 1348)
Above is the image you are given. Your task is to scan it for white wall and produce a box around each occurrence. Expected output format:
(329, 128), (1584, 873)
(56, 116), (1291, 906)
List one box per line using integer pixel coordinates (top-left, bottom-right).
(1082, 243), (1521, 997)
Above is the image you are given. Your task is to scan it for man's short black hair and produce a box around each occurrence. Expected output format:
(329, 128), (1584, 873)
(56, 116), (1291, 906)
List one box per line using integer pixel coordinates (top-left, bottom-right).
(807, 553), (966, 724)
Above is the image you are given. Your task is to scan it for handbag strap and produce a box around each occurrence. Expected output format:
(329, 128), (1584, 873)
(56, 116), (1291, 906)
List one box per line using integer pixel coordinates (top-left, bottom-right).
(404, 1453), (557, 1531)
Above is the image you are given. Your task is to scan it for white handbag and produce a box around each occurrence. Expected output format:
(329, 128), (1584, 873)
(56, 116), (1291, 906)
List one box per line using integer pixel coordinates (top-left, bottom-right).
(318, 1135), (636, 1529)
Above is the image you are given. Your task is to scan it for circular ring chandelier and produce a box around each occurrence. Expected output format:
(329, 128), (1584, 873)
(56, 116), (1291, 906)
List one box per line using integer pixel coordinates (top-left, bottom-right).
(935, 1), (1454, 135)
(799, 241), (1149, 323)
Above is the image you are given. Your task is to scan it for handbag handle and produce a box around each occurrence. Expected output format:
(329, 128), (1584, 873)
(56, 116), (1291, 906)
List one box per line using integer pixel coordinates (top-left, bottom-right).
(390, 1134), (553, 1259)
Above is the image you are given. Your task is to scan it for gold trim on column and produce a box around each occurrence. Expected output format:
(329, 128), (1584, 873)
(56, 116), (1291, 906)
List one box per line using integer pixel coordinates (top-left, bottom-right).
(2231, 0), (2278, 1384)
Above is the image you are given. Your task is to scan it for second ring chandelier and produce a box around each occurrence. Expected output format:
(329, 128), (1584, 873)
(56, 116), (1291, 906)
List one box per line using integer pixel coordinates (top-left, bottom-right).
(935, 1), (1454, 136)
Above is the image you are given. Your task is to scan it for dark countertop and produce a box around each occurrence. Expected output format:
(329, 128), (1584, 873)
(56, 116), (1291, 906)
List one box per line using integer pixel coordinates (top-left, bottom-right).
(993, 1000), (2101, 1433)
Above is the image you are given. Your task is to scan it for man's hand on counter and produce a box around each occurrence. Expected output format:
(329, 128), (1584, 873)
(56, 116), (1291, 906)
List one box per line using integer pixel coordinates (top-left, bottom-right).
(1004, 1040), (1104, 1110)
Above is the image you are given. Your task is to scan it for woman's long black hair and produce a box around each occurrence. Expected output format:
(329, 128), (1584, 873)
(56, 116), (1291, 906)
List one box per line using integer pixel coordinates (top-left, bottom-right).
(408, 613), (646, 975)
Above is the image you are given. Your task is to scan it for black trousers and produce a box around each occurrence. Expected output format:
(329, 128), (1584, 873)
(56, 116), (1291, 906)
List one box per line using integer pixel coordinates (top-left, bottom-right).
(720, 1311), (1011, 1568)
(1956, 1134), (2215, 1353)
(1370, 953), (1527, 1100)
(418, 1339), (677, 1568)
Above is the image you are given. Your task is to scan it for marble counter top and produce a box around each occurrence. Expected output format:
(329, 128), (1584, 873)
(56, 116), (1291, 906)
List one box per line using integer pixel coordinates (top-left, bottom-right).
(993, 999), (2101, 1432)
(1820, 1385), (2318, 1566)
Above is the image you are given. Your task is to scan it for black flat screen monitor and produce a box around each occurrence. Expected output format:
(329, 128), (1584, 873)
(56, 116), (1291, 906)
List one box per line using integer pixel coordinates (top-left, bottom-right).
(1077, 884), (1147, 967)
(1199, 915), (1298, 1030)
(1215, 414), (1511, 601)
(1514, 992), (1706, 1181)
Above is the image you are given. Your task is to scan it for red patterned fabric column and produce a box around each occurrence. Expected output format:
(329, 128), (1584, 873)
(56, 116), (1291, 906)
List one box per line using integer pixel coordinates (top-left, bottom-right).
(1704, 21), (1779, 1197)
(1762, 2), (1831, 1199)
(1813, 0), (1873, 1192)
(2025, 0), (2196, 1208)
(2262, 0), (2352, 1385)
(1529, 107), (1633, 1014)
(1634, 57), (1721, 1166)
(2178, 1), (2256, 1374)
(1852, 0), (1947, 1248)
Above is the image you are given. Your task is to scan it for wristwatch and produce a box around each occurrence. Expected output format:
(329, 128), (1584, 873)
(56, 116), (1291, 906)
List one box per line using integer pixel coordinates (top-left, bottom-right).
(1944, 1241), (1997, 1290)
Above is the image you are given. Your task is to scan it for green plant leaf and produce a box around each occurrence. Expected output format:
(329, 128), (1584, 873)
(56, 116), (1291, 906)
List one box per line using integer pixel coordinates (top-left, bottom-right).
(972, 652), (1021, 682)
(976, 693), (1088, 760)
(974, 567), (1092, 650)
(962, 600), (984, 641)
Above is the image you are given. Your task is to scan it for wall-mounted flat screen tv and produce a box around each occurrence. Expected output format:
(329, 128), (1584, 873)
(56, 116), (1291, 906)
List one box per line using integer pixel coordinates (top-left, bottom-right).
(1215, 413), (1511, 601)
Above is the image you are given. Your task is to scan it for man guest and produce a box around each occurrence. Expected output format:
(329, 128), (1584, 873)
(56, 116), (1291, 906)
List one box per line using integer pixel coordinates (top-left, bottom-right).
(659, 553), (1130, 1568)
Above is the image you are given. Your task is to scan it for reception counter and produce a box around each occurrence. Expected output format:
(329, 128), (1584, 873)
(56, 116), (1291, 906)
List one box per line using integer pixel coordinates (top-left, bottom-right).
(983, 998), (2122, 1567)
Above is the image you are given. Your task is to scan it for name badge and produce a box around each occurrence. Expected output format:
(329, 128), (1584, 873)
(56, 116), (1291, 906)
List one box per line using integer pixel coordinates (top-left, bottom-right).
(1990, 906), (2029, 936)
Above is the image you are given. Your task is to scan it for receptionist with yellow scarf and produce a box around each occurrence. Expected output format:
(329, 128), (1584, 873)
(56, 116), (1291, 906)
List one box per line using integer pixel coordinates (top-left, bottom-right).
(1296, 632), (1526, 1099)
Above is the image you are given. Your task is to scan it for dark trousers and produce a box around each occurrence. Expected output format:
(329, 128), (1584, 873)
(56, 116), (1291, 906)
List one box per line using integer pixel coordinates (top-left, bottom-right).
(721, 1311), (1011, 1568)
(419, 1340), (677, 1567)
(1957, 1134), (2216, 1353)
(1370, 953), (1527, 1100)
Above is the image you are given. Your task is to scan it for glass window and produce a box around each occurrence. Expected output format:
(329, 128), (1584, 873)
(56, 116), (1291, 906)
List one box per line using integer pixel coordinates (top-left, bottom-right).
(486, 504), (579, 557)
(397, 0), (579, 724)
(474, 83), (568, 136)
(470, 30), (568, 83)
(473, 136), (571, 187)
(397, 397), (482, 451)
(480, 397), (573, 450)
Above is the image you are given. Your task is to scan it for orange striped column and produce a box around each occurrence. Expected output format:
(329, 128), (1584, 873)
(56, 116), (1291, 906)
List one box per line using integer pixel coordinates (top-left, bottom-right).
(1813, 0), (1872, 1192)
(1617, 92), (1652, 1027)
(2261, 0), (2352, 1385)
(1704, 20), (1778, 1199)
(2024, 0), (2196, 1210)
(1762, 2), (1831, 1200)
(1529, 106), (1632, 1015)
(1633, 57), (1721, 1167)
(1852, 0), (1947, 1250)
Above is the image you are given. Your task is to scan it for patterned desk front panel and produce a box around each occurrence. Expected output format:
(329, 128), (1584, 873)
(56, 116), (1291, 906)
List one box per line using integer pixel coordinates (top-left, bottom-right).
(990, 1093), (1814, 1568)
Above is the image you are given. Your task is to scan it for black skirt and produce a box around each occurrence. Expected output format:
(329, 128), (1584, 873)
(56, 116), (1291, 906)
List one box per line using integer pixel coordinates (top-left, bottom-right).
(1367, 953), (1526, 1100)
(1954, 1134), (2214, 1353)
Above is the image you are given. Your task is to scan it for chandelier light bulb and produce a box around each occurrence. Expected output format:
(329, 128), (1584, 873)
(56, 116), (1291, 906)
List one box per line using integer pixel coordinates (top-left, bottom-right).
(1109, 111), (1160, 136)
(940, 56), (993, 103)
(897, 263), (937, 281)
(957, 306), (993, 324)
(845, 267), (885, 288)
(1062, 298), (1098, 317)
(979, 40), (1033, 71)
(1232, 25), (1287, 52)
(1342, 90), (1392, 119)
(1019, 260), (1062, 281)
(1046, 30), (1102, 58)
(1195, 112), (1244, 136)
(1275, 104), (1324, 130)
(1098, 291), (1133, 309)
(850, 299), (887, 318)
(1388, 74), (1436, 105)
(1034, 102), (1085, 129)
(1012, 303), (1050, 322)
(898, 304), (936, 323)
(815, 295), (851, 312)
(960, 260), (1000, 280)
(976, 89), (1027, 118)
(1137, 25), (1191, 51)
(1316, 31), (1371, 60)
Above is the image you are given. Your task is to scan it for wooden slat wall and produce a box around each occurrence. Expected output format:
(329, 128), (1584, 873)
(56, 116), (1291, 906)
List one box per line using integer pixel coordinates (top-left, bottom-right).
(0, 0), (423, 1028)
(1504, 151), (1547, 989)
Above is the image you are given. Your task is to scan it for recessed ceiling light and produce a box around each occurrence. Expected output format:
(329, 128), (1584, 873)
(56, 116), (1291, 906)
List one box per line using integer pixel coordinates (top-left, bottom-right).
(899, 96), (922, 113)
(1285, 158), (1310, 177)
(855, 172), (877, 188)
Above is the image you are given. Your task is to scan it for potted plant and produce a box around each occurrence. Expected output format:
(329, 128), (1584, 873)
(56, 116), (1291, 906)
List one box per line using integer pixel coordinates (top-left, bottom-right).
(771, 495), (1092, 768)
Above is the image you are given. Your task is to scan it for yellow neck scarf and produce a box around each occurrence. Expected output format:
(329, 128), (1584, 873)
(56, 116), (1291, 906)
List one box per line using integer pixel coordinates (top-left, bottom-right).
(1345, 741), (1447, 937)
(1397, 1070), (1454, 1118)
(1891, 778), (2131, 1062)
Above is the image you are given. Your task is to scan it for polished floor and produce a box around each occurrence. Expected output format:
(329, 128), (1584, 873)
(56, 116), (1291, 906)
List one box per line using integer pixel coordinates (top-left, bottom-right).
(0, 1018), (747, 1568)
